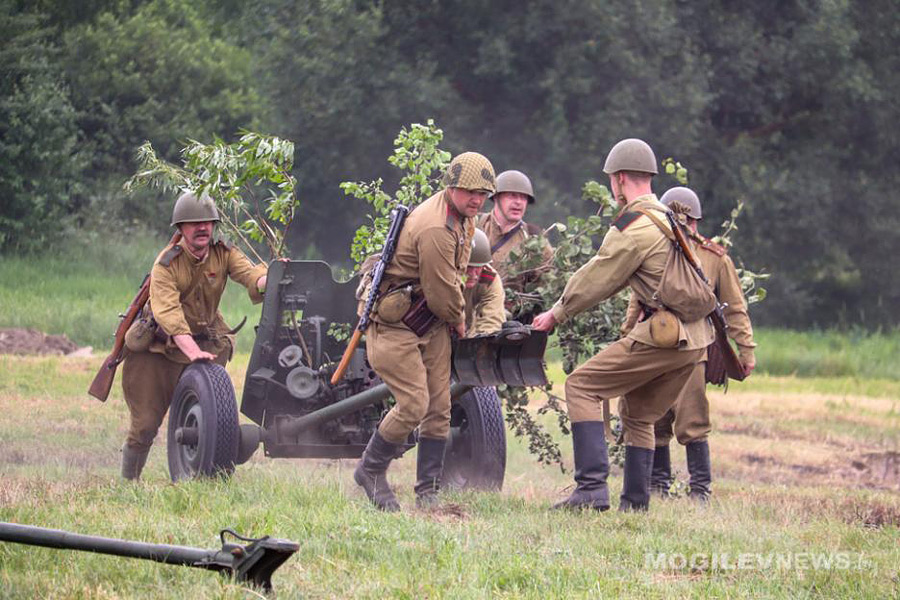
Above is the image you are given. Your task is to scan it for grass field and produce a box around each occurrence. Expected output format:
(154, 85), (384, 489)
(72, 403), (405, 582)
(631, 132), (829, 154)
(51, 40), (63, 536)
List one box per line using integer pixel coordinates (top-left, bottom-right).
(1, 352), (898, 598)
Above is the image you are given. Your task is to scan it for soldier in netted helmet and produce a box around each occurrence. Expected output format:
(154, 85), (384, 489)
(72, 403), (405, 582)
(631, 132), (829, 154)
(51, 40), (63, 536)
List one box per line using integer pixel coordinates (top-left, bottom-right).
(119, 191), (269, 481)
(463, 228), (506, 336)
(477, 170), (554, 296)
(621, 186), (756, 502)
(532, 139), (713, 513)
(353, 152), (494, 512)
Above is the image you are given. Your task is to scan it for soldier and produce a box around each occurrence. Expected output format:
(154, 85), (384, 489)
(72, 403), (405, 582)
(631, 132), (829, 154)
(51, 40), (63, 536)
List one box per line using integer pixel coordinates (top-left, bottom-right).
(354, 152), (495, 511)
(622, 187), (756, 501)
(463, 228), (506, 336)
(477, 170), (553, 295)
(532, 139), (714, 512)
(120, 191), (268, 480)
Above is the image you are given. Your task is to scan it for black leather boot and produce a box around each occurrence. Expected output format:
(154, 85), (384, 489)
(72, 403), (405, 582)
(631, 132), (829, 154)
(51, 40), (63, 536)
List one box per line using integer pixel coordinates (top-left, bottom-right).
(354, 431), (401, 512)
(686, 440), (712, 502)
(619, 446), (654, 512)
(121, 446), (149, 481)
(414, 437), (447, 509)
(552, 421), (610, 511)
(650, 444), (673, 496)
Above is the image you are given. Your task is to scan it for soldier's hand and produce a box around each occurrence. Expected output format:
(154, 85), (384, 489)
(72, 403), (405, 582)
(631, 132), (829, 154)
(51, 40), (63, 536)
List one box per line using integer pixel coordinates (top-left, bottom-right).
(173, 334), (217, 362)
(189, 350), (217, 362)
(452, 322), (466, 339)
(531, 310), (557, 332)
(742, 359), (756, 377)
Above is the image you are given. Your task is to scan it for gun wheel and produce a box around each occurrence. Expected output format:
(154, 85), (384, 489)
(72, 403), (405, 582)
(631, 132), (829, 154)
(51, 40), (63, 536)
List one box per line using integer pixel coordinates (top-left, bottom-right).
(167, 362), (240, 482)
(443, 386), (506, 490)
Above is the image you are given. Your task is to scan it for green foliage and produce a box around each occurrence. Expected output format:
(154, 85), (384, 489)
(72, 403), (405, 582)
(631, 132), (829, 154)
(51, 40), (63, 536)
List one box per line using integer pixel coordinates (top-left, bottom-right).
(0, 4), (85, 252)
(125, 132), (298, 260)
(341, 120), (450, 266)
(500, 181), (629, 468)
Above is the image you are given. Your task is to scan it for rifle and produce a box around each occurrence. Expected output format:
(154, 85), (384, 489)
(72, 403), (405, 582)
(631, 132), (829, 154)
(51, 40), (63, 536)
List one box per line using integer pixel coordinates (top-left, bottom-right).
(88, 231), (182, 401)
(664, 212), (747, 383)
(330, 205), (410, 385)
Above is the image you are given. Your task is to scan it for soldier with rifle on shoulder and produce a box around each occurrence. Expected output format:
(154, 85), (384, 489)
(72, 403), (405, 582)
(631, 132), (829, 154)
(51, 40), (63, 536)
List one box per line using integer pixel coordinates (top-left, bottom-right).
(532, 138), (716, 513)
(621, 186), (756, 501)
(117, 191), (268, 481)
(352, 152), (495, 511)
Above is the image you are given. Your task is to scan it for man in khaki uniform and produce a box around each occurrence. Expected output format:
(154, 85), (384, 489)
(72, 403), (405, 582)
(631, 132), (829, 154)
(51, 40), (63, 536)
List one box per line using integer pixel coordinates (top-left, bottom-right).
(477, 170), (553, 295)
(119, 191), (268, 480)
(622, 187), (756, 500)
(532, 139), (714, 512)
(463, 228), (506, 336)
(354, 152), (495, 511)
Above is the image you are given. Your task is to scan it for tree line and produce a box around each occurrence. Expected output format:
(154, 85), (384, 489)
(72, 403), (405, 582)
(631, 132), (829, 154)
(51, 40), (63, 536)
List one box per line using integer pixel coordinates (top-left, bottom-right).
(2, 0), (898, 328)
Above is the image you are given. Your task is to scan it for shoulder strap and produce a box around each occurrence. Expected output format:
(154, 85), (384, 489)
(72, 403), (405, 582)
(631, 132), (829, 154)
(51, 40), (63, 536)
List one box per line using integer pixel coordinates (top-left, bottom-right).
(158, 244), (182, 267)
(636, 209), (676, 241)
(491, 222), (522, 254)
(611, 210), (643, 232)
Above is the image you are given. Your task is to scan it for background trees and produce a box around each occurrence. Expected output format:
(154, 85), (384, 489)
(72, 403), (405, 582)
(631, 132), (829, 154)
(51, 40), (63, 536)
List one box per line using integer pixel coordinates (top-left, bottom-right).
(1, 0), (897, 328)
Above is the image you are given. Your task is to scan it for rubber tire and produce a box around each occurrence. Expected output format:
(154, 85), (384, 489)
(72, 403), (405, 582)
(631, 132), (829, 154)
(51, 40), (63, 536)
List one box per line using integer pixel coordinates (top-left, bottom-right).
(443, 387), (507, 490)
(167, 362), (240, 482)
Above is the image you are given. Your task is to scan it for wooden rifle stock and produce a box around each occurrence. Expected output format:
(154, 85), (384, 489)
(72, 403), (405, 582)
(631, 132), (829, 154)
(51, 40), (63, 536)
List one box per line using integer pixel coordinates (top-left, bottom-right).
(330, 204), (410, 385)
(665, 213), (746, 383)
(329, 329), (363, 385)
(88, 232), (182, 402)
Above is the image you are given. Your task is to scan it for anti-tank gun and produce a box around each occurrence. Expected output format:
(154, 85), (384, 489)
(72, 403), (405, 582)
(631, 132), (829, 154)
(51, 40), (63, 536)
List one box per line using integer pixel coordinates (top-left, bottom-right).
(166, 257), (548, 490)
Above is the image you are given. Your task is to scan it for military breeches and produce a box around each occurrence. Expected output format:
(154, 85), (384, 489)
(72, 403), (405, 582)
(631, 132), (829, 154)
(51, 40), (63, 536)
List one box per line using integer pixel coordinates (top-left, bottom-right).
(121, 350), (227, 451)
(654, 361), (710, 446)
(564, 338), (703, 449)
(367, 321), (452, 444)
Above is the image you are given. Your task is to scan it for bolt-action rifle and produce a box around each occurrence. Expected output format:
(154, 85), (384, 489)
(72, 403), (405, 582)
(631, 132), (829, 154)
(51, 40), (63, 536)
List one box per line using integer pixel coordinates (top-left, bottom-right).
(88, 231), (182, 401)
(664, 212), (747, 382)
(330, 205), (410, 384)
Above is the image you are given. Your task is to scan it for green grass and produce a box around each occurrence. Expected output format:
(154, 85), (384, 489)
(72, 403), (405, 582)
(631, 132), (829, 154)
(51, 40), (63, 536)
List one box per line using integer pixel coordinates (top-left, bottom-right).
(753, 328), (900, 380)
(1, 354), (900, 598)
(0, 232), (265, 353)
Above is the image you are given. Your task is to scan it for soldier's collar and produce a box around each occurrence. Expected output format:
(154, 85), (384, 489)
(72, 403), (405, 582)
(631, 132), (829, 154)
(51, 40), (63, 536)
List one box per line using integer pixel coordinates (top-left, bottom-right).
(178, 238), (211, 263)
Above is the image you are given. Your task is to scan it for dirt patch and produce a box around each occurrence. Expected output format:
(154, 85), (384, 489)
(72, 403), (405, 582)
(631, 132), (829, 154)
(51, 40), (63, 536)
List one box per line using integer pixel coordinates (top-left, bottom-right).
(0, 328), (87, 356)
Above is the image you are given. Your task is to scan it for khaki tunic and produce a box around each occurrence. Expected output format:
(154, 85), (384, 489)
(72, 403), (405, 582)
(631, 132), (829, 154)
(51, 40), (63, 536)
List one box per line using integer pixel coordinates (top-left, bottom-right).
(551, 195), (713, 449)
(648, 235), (757, 445)
(477, 212), (553, 293)
(370, 190), (473, 443)
(121, 239), (267, 450)
(463, 265), (506, 336)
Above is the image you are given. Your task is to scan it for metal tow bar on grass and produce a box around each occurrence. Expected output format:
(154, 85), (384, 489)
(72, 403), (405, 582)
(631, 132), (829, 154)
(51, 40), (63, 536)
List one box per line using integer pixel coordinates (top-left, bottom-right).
(0, 522), (299, 593)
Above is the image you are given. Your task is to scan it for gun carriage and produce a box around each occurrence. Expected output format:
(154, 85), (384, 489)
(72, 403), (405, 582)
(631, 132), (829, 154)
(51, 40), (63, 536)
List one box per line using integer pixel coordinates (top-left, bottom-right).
(166, 258), (549, 488)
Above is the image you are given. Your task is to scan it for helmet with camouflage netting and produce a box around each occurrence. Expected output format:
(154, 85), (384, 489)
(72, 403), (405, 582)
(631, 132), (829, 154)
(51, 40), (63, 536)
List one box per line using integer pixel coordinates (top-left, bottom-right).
(170, 191), (220, 227)
(602, 138), (658, 175)
(444, 152), (496, 194)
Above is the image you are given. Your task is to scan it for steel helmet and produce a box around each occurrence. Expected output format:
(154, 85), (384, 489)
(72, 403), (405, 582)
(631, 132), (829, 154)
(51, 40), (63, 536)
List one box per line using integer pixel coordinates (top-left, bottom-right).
(444, 152), (496, 194)
(660, 186), (702, 219)
(494, 170), (535, 204)
(469, 228), (492, 267)
(170, 191), (220, 227)
(602, 138), (658, 175)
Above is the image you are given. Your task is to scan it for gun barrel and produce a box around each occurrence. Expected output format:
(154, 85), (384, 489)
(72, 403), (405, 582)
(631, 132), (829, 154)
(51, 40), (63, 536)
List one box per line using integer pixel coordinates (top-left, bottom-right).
(0, 522), (218, 567)
(279, 382), (472, 439)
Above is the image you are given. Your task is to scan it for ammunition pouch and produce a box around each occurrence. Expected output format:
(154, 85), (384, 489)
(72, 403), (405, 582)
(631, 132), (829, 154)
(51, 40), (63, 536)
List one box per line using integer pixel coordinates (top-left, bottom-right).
(375, 285), (413, 324)
(124, 307), (163, 353)
(402, 294), (439, 337)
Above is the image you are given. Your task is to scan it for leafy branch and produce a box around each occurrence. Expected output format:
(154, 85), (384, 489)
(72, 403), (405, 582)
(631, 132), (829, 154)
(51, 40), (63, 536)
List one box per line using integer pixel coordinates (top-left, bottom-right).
(125, 131), (299, 261)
